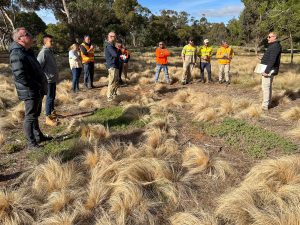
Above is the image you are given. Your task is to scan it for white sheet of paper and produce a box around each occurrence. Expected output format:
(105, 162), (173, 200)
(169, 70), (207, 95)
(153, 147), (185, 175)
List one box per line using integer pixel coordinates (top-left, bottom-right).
(254, 64), (267, 74)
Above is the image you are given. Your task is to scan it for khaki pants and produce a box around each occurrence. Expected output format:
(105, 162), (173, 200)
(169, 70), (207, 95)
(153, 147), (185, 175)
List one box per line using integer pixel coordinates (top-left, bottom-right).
(182, 62), (195, 83)
(107, 68), (119, 99)
(219, 64), (230, 82)
(261, 75), (273, 109)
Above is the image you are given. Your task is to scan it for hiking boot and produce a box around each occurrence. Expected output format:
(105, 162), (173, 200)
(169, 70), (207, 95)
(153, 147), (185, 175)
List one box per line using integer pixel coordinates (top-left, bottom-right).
(199, 79), (205, 83)
(225, 81), (230, 86)
(262, 106), (269, 111)
(45, 116), (58, 126)
(219, 80), (223, 84)
(37, 134), (53, 143)
(208, 80), (213, 83)
(181, 80), (187, 85)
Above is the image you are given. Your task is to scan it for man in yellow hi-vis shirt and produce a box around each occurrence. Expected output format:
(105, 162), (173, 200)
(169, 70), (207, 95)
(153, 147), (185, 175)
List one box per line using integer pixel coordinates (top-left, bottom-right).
(198, 39), (213, 83)
(216, 40), (234, 85)
(181, 37), (197, 85)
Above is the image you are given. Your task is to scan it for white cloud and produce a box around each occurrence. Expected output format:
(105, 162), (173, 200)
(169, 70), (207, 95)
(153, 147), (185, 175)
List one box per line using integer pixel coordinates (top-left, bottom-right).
(201, 4), (245, 18)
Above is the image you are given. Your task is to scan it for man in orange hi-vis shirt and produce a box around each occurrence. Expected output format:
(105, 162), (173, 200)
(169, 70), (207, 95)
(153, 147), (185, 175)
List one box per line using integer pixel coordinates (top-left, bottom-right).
(155, 41), (171, 84)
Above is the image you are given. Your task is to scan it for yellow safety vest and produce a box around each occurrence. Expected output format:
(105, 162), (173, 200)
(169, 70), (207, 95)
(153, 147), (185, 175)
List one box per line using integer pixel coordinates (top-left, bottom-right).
(216, 46), (234, 64)
(198, 45), (212, 62)
(80, 43), (95, 64)
(182, 44), (197, 56)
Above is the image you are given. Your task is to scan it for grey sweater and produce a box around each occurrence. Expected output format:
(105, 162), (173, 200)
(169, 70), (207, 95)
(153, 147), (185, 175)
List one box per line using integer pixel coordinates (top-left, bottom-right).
(37, 46), (59, 83)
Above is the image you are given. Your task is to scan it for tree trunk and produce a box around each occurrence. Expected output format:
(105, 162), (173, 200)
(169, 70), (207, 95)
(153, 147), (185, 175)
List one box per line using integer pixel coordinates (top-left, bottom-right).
(0, 8), (15, 30)
(289, 31), (294, 64)
(130, 31), (136, 47)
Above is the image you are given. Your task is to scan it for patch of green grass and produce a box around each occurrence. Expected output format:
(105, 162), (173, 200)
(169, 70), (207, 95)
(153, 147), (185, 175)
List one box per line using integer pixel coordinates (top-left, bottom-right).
(1, 143), (24, 154)
(84, 106), (147, 130)
(203, 118), (297, 158)
(28, 136), (86, 162)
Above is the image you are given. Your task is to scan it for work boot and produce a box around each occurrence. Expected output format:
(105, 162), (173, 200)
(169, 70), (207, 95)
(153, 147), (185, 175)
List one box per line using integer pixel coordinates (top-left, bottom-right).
(37, 134), (53, 143)
(45, 116), (58, 126)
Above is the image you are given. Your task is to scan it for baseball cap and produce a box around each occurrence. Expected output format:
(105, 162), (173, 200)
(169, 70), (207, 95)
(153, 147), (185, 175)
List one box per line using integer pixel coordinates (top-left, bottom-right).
(204, 39), (209, 43)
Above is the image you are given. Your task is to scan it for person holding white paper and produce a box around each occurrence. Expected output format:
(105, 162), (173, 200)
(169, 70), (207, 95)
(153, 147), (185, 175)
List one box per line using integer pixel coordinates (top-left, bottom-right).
(260, 32), (282, 111)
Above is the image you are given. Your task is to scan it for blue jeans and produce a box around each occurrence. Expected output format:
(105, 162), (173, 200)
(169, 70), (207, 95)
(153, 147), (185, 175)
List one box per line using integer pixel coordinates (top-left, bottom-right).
(71, 68), (82, 91)
(83, 62), (94, 88)
(155, 64), (170, 82)
(200, 62), (212, 81)
(46, 82), (56, 116)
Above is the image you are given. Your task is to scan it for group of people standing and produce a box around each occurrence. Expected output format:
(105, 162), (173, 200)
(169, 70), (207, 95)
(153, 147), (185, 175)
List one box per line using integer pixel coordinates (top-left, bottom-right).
(9, 26), (281, 149)
(154, 37), (234, 85)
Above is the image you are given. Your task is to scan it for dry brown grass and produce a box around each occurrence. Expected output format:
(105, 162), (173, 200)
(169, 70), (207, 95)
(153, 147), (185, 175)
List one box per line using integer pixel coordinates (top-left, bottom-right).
(40, 211), (78, 225)
(0, 189), (37, 225)
(29, 158), (84, 197)
(122, 104), (150, 120)
(0, 132), (5, 147)
(80, 124), (110, 144)
(281, 107), (300, 121)
(78, 99), (101, 108)
(138, 77), (152, 85)
(217, 155), (300, 225)
(288, 125), (300, 139)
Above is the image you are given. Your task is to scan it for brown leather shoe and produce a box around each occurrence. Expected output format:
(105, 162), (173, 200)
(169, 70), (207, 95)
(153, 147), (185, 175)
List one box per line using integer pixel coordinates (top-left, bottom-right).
(45, 116), (58, 126)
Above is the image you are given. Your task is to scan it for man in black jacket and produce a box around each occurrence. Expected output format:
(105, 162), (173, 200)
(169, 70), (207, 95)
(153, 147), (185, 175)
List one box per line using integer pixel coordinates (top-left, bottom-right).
(105, 32), (121, 101)
(9, 27), (51, 148)
(261, 32), (282, 111)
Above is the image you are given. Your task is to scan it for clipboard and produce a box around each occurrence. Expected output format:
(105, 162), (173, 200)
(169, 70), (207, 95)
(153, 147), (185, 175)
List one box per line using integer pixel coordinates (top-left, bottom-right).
(254, 64), (267, 74)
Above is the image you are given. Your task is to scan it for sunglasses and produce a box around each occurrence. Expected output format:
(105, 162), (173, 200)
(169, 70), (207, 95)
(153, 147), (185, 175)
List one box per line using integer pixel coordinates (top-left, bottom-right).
(268, 36), (274, 38)
(159, 44), (164, 45)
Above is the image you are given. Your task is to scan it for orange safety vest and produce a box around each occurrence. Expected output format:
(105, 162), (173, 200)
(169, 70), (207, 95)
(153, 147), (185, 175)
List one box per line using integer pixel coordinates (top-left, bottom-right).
(80, 43), (95, 64)
(156, 48), (170, 65)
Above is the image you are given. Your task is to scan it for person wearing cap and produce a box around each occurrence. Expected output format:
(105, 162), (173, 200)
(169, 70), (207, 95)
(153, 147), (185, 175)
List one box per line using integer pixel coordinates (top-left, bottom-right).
(80, 35), (95, 89)
(216, 40), (234, 85)
(198, 39), (213, 83)
(181, 37), (197, 85)
(155, 41), (171, 84)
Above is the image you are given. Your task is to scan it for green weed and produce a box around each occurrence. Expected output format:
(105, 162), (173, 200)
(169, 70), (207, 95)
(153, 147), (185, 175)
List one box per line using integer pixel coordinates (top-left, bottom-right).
(203, 118), (297, 158)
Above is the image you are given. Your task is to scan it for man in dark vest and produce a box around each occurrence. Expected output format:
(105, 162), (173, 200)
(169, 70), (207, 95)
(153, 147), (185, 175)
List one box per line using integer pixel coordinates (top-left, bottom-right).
(260, 32), (282, 111)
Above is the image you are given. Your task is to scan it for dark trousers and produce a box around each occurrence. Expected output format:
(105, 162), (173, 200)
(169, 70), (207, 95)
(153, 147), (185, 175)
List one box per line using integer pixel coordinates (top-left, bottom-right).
(71, 68), (82, 91)
(46, 82), (56, 116)
(200, 62), (212, 81)
(24, 97), (44, 145)
(83, 62), (94, 88)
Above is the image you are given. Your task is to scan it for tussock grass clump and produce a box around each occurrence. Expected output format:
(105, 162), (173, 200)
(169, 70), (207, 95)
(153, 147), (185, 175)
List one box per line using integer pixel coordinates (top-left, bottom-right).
(99, 86), (108, 96)
(122, 104), (150, 120)
(0, 132), (5, 147)
(182, 146), (209, 172)
(8, 102), (25, 124)
(288, 126), (300, 139)
(40, 211), (78, 225)
(78, 99), (101, 108)
(0, 189), (36, 225)
(217, 156), (300, 225)
(138, 77), (151, 85)
(236, 104), (262, 118)
(80, 124), (110, 144)
(281, 107), (300, 121)
(194, 108), (218, 122)
(29, 158), (84, 197)
(169, 211), (217, 225)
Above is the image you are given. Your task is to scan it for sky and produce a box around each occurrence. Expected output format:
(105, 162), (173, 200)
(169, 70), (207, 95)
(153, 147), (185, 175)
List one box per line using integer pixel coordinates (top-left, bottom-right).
(37, 0), (244, 25)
